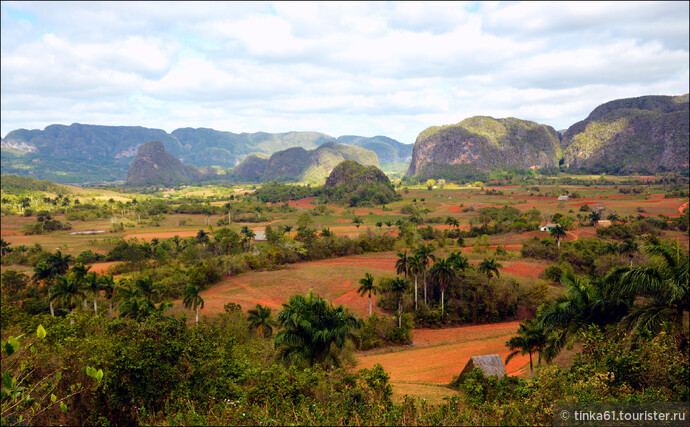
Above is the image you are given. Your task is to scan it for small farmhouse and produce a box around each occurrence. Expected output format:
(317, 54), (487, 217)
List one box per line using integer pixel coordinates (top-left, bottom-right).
(540, 223), (559, 232)
(457, 354), (507, 382)
(557, 195), (570, 201)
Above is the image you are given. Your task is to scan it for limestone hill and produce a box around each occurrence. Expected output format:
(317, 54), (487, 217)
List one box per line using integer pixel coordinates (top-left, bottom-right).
(562, 94), (689, 174)
(406, 117), (562, 180)
(231, 141), (379, 184)
(125, 141), (201, 186)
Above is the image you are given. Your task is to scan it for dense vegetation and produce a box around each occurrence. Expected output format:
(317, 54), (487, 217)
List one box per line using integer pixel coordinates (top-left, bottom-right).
(1, 172), (688, 425)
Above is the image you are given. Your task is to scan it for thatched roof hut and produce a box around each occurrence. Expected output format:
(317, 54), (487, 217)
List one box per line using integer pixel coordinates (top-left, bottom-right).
(457, 354), (507, 381)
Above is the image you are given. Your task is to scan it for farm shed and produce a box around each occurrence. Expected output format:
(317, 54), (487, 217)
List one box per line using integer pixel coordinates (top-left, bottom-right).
(557, 195), (570, 201)
(595, 220), (612, 228)
(457, 354), (507, 381)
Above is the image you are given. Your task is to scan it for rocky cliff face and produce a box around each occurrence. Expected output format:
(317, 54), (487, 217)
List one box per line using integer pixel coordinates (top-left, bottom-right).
(126, 141), (201, 186)
(406, 116), (562, 178)
(562, 94), (689, 173)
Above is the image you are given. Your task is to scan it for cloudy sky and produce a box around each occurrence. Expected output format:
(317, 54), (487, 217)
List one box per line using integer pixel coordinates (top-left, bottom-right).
(1, 1), (688, 144)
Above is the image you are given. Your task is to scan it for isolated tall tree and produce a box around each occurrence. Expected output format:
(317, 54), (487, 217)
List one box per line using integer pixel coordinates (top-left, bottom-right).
(357, 272), (379, 317)
(430, 257), (457, 317)
(247, 304), (277, 338)
(505, 317), (549, 378)
(183, 283), (205, 324)
(550, 224), (567, 250)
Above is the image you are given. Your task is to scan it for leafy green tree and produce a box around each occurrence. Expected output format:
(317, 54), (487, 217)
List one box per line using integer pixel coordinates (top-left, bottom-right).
(505, 318), (549, 378)
(247, 304), (277, 338)
(183, 283), (205, 324)
(50, 275), (86, 324)
(275, 290), (361, 368)
(430, 257), (457, 317)
(357, 272), (379, 317)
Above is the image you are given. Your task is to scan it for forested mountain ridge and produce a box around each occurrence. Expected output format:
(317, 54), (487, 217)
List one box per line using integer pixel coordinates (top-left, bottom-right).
(231, 141), (379, 184)
(125, 141), (202, 186)
(1, 124), (407, 184)
(562, 94), (689, 174)
(407, 94), (689, 179)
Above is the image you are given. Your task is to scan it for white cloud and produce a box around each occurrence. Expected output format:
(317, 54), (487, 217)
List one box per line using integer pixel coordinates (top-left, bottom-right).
(1, 1), (688, 143)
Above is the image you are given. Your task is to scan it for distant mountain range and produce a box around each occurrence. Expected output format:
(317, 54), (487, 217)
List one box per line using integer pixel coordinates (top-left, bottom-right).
(407, 94), (689, 179)
(2, 94), (687, 185)
(1, 125), (412, 184)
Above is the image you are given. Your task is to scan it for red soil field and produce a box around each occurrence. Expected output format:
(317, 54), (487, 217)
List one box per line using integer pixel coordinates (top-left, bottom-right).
(355, 321), (530, 402)
(499, 261), (547, 279)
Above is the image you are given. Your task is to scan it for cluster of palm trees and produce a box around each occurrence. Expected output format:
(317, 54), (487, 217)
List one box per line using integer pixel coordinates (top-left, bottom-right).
(505, 238), (688, 378)
(356, 244), (506, 324)
(31, 252), (206, 324)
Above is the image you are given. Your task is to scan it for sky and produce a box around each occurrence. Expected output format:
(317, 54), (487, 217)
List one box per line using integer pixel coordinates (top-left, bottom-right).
(1, 1), (688, 144)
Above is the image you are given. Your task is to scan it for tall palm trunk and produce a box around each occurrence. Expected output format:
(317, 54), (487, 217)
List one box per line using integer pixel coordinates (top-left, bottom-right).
(368, 293), (372, 317)
(529, 352), (534, 378)
(93, 297), (98, 315)
(398, 299), (402, 328)
(423, 271), (427, 304)
(414, 275), (418, 311)
(195, 306), (199, 324)
(49, 300), (55, 317)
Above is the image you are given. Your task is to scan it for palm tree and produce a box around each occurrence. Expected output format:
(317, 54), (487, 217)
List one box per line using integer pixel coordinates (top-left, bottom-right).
(247, 304), (277, 338)
(605, 239), (688, 342)
(275, 290), (361, 368)
(50, 275), (86, 324)
(183, 284), (205, 324)
(46, 250), (72, 276)
(505, 318), (549, 378)
(413, 244), (436, 305)
(70, 262), (92, 309)
(352, 216), (363, 229)
(33, 262), (57, 316)
(389, 277), (409, 328)
(99, 274), (116, 317)
(478, 258), (502, 286)
(430, 257), (457, 317)
(550, 224), (567, 250)
(395, 250), (410, 280)
(619, 238), (639, 267)
(408, 255), (423, 311)
(83, 271), (101, 315)
(0, 238), (11, 257)
(196, 229), (210, 245)
(589, 210), (602, 225)
(116, 281), (154, 320)
(541, 272), (632, 358)
(357, 273), (379, 317)
(134, 276), (161, 302)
